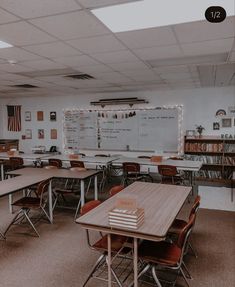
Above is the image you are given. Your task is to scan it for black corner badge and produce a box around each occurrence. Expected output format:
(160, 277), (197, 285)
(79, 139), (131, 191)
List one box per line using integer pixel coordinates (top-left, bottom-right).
(205, 6), (226, 23)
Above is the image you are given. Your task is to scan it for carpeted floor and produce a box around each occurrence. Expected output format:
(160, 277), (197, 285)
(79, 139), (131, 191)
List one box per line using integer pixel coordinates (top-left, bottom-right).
(0, 186), (234, 287)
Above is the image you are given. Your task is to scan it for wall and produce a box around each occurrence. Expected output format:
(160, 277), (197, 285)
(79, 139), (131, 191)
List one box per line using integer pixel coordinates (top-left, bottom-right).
(0, 85), (234, 153)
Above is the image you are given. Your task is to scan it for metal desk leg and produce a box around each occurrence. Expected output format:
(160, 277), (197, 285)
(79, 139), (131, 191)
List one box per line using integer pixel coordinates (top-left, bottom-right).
(0, 164), (4, 181)
(8, 194), (13, 213)
(133, 237), (138, 287)
(107, 233), (112, 287)
(94, 175), (98, 200)
(48, 180), (53, 223)
(80, 180), (85, 207)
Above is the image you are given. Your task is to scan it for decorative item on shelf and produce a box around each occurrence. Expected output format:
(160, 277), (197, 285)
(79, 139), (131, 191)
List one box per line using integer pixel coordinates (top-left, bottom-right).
(109, 198), (144, 230)
(213, 122), (220, 130)
(195, 125), (205, 137)
(186, 130), (196, 138)
(215, 109), (226, 116)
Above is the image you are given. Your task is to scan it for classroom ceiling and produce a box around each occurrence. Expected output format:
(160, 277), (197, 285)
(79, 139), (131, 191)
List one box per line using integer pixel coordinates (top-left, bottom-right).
(0, 0), (234, 98)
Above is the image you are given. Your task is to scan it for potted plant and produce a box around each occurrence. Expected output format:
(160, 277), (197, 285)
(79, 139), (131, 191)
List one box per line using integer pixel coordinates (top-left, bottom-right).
(195, 125), (205, 137)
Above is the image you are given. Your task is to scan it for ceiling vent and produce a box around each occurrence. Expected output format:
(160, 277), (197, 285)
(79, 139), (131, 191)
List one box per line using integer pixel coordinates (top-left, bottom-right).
(64, 74), (95, 80)
(12, 84), (38, 88)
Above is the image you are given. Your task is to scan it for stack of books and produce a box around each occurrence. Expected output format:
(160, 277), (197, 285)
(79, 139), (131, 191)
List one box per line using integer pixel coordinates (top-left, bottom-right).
(109, 208), (144, 230)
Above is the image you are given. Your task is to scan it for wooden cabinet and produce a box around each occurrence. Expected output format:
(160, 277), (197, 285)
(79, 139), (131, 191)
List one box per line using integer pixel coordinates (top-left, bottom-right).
(184, 136), (235, 184)
(0, 139), (19, 152)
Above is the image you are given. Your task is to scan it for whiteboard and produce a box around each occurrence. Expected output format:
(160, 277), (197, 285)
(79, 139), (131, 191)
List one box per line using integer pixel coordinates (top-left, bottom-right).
(63, 107), (181, 152)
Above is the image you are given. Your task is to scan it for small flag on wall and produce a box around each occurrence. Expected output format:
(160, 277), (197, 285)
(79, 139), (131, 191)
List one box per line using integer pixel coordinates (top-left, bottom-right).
(7, 105), (21, 132)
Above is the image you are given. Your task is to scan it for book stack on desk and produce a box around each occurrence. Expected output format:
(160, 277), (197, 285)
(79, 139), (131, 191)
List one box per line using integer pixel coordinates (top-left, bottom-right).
(109, 208), (144, 229)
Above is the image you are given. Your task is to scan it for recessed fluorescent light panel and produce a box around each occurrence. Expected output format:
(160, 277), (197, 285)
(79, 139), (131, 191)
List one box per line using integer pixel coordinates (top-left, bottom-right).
(92, 0), (235, 32)
(0, 40), (13, 49)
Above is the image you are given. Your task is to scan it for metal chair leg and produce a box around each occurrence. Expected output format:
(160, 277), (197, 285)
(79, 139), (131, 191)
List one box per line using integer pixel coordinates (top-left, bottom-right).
(182, 261), (192, 279)
(188, 241), (198, 258)
(23, 209), (40, 237)
(180, 267), (190, 287)
(4, 209), (24, 236)
(82, 254), (106, 287)
(152, 266), (163, 287)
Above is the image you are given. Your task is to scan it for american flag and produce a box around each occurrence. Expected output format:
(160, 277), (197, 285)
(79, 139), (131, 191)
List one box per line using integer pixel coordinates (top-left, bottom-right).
(7, 105), (21, 132)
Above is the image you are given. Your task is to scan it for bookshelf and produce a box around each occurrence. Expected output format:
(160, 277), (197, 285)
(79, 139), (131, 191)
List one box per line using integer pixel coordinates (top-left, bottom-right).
(184, 136), (235, 184)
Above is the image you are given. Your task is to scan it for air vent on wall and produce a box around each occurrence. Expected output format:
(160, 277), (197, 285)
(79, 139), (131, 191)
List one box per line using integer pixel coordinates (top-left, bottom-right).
(12, 84), (38, 88)
(64, 74), (94, 80)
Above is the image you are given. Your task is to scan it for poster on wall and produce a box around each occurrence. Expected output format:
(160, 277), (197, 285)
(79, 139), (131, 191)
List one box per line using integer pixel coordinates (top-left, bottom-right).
(25, 129), (32, 139)
(38, 129), (44, 139)
(37, 111), (44, 121)
(50, 111), (56, 121)
(51, 129), (57, 139)
(25, 111), (31, 121)
(228, 106), (235, 116)
(221, 118), (232, 128)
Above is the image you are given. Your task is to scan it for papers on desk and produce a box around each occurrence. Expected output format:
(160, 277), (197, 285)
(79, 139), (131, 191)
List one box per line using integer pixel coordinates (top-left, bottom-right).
(109, 207), (144, 230)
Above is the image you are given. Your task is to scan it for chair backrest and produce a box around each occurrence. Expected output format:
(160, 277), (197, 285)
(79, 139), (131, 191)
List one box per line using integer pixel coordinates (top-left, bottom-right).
(70, 160), (85, 168)
(70, 167), (86, 172)
(48, 158), (62, 168)
(95, 154), (109, 157)
(177, 213), (196, 249)
(138, 156), (151, 159)
(169, 156), (183, 160)
(9, 157), (24, 169)
(158, 165), (177, 176)
(109, 185), (124, 197)
(80, 200), (101, 216)
(189, 195), (201, 219)
(123, 162), (140, 174)
(37, 179), (50, 204)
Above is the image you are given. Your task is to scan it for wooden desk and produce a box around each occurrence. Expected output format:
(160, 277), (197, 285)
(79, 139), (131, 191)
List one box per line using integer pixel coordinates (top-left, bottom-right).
(77, 181), (191, 287)
(7, 167), (100, 222)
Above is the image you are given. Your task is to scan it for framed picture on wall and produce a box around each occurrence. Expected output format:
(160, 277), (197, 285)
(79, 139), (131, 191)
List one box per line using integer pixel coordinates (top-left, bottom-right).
(38, 129), (44, 139)
(25, 111), (31, 121)
(221, 118), (232, 128)
(25, 129), (32, 139)
(50, 111), (56, 121)
(50, 129), (57, 139)
(37, 111), (44, 121)
(213, 122), (220, 130)
(186, 130), (196, 138)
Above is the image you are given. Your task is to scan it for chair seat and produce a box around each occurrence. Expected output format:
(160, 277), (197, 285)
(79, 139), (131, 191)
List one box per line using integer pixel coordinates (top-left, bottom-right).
(12, 197), (40, 208)
(138, 240), (181, 267)
(169, 219), (187, 234)
(54, 188), (75, 194)
(93, 234), (127, 253)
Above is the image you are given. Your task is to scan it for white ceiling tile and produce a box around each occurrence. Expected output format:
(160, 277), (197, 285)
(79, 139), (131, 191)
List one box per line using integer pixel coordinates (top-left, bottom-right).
(160, 72), (192, 80)
(30, 11), (109, 40)
(229, 51), (235, 62)
(67, 35), (126, 54)
(174, 16), (235, 44)
(106, 61), (150, 71)
(0, 7), (20, 23)
(21, 59), (67, 70)
(116, 26), (177, 49)
(0, 47), (42, 62)
(0, 0), (81, 19)
(134, 45), (183, 60)
(54, 55), (100, 67)
(91, 50), (139, 64)
(0, 22), (56, 46)
(181, 38), (234, 56)
(95, 71), (133, 83)
(74, 64), (113, 73)
(78, 0), (138, 8)
(215, 63), (235, 86)
(0, 73), (30, 81)
(153, 65), (189, 74)
(0, 63), (35, 73)
(23, 42), (82, 58)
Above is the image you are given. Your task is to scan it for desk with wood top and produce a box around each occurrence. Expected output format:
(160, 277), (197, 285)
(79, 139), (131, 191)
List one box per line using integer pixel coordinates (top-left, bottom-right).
(77, 181), (191, 287)
(6, 167), (100, 222)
